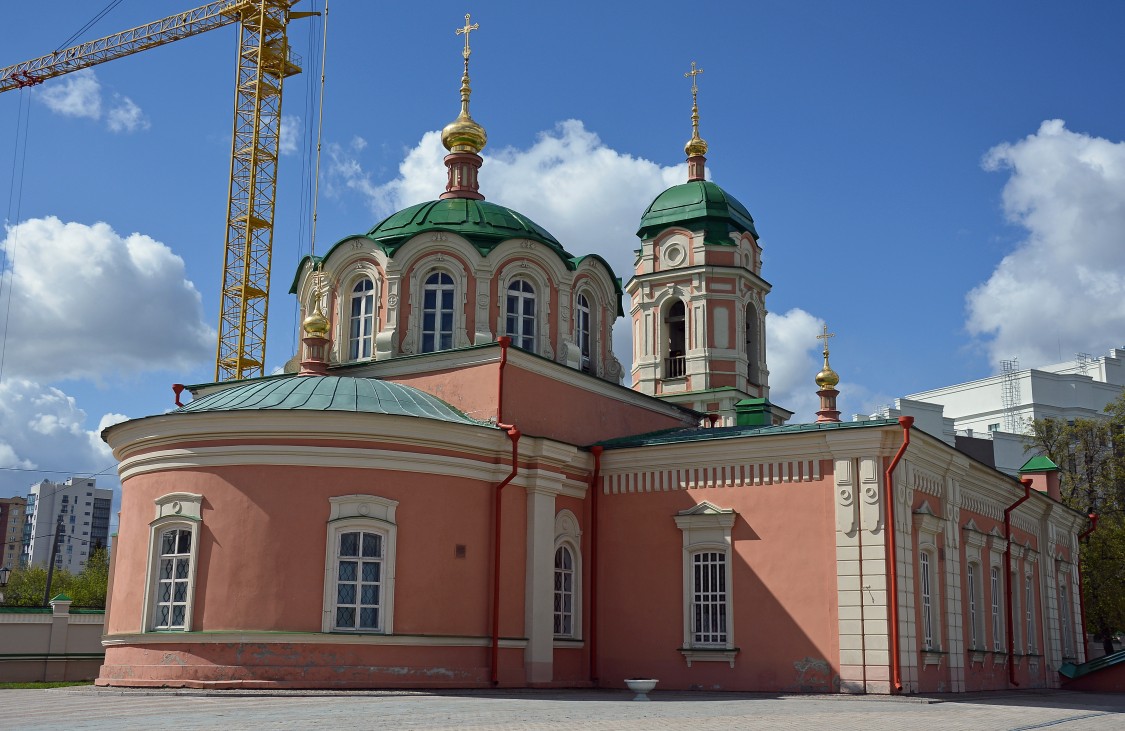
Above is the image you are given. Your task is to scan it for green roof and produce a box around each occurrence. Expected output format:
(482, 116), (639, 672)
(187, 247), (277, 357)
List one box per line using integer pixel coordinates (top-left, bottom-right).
(1019, 455), (1059, 473)
(367, 198), (567, 255)
(637, 180), (758, 244)
(594, 417), (899, 450)
(177, 376), (488, 427)
(1059, 647), (1125, 680)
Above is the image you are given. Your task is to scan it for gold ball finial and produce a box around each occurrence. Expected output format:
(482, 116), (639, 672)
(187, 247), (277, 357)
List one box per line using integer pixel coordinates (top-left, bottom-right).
(302, 308), (329, 337)
(815, 324), (840, 389)
(442, 14), (487, 154)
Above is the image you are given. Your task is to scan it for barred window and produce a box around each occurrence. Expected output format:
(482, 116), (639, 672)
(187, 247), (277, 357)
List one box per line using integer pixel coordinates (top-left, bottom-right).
(1025, 575), (1035, 653)
(692, 551), (728, 645)
(153, 528), (192, 630)
(967, 563), (981, 649)
(333, 530), (384, 632)
(1059, 583), (1072, 658)
(553, 545), (575, 638)
(991, 566), (1003, 652)
(920, 552), (933, 649)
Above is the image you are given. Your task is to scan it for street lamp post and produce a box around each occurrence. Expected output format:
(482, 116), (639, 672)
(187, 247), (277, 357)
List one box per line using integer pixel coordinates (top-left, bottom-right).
(0, 565), (11, 604)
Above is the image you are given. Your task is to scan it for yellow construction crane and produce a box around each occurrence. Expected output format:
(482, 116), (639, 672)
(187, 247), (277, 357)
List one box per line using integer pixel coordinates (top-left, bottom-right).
(0, 0), (316, 381)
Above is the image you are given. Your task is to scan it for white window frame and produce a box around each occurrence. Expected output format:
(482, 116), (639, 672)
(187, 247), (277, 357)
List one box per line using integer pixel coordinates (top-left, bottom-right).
(142, 493), (203, 632)
(504, 278), (538, 353)
(322, 495), (399, 634)
(348, 278), (377, 361)
(553, 509), (582, 641)
(967, 561), (982, 650)
(575, 291), (593, 373)
(1025, 572), (1036, 654)
(421, 271), (457, 353)
(674, 501), (737, 667)
(920, 551), (934, 650)
(991, 566), (1003, 652)
(1059, 579), (1073, 659)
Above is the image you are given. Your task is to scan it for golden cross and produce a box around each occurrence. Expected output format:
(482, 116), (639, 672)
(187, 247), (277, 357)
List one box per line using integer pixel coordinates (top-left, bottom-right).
(816, 324), (835, 354)
(457, 13), (479, 60)
(685, 61), (704, 97)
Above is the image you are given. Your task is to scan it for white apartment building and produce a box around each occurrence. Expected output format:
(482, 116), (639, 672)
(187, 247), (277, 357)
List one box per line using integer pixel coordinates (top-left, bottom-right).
(861, 348), (1125, 475)
(21, 477), (113, 573)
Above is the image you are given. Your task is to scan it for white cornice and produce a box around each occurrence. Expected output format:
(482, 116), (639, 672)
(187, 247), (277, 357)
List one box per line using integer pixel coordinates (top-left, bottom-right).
(103, 632), (528, 648)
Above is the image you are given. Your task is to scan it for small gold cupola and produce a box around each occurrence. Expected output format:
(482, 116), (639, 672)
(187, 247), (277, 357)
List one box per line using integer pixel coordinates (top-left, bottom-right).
(815, 324), (841, 423)
(684, 61), (708, 181)
(299, 264), (331, 376)
(440, 14), (487, 200)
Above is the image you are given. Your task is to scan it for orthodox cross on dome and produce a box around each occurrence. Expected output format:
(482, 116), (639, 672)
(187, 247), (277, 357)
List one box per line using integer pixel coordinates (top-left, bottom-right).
(457, 13), (479, 62)
(816, 324), (835, 357)
(683, 61), (708, 180)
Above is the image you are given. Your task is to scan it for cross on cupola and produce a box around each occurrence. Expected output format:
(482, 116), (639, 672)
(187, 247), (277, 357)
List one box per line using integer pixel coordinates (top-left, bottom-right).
(440, 13), (487, 199)
(684, 61), (708, 181)
(815, 324), (842, 423)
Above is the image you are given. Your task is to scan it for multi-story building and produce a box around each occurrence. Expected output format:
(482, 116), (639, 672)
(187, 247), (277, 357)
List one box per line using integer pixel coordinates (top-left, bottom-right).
(22, 478), (112, 573)
(0, 497), (27, 570)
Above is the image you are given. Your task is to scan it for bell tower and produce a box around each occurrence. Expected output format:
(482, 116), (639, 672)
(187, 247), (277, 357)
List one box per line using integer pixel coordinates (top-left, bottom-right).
(626, 63), (790, 426)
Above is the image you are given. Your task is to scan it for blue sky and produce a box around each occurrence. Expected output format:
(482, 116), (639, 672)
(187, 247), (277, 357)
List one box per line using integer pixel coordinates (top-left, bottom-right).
(3, 0), (1125, 503)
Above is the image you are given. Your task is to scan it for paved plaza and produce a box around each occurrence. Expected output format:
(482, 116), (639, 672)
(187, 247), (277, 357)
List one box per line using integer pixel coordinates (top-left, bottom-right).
(1, 686), (1122, 730)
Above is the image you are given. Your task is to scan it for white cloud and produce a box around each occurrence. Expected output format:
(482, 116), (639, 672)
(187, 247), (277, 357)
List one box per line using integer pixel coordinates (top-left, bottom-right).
(351, 135), (367, 152)
(0, 377), (121, 498)
(279, 114), (301, 155)
(0, 217), (214, 381)
(764, 308), (825, 421)
(106, 95), (149, 133)
(38, 69), (101, 119)
(968, 120), (1125, 369)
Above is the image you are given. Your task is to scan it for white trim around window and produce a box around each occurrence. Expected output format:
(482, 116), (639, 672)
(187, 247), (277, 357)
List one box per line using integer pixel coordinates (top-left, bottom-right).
(553, 509), (582, 641)
(674, 501), (737, 667)
(143, 493), (203, 632)
(322, 495), (399, 634)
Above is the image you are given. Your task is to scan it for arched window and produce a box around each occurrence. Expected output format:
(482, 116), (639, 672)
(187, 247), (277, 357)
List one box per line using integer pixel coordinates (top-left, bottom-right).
(576, 293), (592, 373)
(348, 279), (375, 360)
(422, 272), (455, 353)
(505, 279), (537, 352)
(554, 545), (576, 637)
(745, 302), (760, 384)
(665, 300), (686, 378)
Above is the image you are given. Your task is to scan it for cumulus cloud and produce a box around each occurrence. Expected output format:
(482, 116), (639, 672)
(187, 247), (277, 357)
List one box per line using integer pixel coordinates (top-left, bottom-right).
(0, 377), (121, 498)
(279, 114), (301, 155)
(968, 120), (1125, 369)
(106, 95), (149, 133)
(0, 217), (214, 381)
(38, 69), (102, 119)
(764, 308), (825, 421)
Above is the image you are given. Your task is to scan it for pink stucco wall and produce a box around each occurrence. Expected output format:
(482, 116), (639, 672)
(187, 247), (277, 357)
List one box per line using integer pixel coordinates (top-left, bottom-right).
(596, 480), (840, 692)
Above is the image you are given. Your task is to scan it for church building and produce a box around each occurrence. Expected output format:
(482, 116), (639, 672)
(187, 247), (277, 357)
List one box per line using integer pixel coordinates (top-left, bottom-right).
(95, 21), (1091, 693)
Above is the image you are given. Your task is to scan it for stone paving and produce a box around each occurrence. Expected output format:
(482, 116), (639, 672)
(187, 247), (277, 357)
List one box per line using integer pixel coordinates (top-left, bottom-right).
(0, 686), (1122, 730)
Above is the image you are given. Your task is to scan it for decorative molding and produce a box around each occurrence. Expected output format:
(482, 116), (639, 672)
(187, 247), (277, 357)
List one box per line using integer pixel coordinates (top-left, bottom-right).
(679, 648), (738, 667)
(602, 460), (822, 494)
(103, 632), (528, 648)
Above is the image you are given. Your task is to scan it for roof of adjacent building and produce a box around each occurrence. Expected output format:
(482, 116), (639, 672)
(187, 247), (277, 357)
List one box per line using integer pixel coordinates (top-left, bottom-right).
(176, 375), (488, 427)
(1019, 455), (1059, 473)
(593, 417), (900, 450)
(637, 180), (758, 244)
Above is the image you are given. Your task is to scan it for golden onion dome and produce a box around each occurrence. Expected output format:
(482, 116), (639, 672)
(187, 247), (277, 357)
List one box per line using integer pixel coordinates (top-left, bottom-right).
(302, 307), (329, 337)
(815, 364), (840, 390)
(441, 112), (487, 154)
(685, 133), (708, 158)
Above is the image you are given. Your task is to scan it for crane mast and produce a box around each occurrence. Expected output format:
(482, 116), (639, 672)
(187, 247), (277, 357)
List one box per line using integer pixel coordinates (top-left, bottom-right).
(0, 0), (313, 382)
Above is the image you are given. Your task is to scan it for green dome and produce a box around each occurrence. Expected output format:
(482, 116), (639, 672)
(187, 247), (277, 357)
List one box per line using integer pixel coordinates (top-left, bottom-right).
(177, 376), (486, 427)
(367, 198), (570, 257)
(637, 180), (758, 244)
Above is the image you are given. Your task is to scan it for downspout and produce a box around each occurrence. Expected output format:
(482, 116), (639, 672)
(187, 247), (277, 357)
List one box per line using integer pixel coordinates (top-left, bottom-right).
(587, 445), (603, 687)
(883, 415), (913, 693)
(1076, 513), (1098, 663)
(1004, 478), (1033, 686)
(490, 335), (521, 686)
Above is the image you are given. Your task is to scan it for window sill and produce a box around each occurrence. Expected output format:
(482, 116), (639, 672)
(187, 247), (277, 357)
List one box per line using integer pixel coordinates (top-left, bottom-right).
(553, 638), (584, 649)
(968, 649), (987, 666)
(921, 649), (944, 666)
(680, 647), (739, 668)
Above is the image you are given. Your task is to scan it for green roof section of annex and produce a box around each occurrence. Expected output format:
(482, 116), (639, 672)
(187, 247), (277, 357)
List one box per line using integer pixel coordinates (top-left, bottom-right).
(637, 179), (758, 245)
(593, 417), (900, 450)
(1018, 455), (1059, 473)
(176, 375), (489, 428)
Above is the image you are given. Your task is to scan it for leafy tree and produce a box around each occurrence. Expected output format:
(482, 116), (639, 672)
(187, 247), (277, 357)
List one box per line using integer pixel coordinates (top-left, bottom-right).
(1027, 395), (1125, 654)
(0, 549), (109, 608)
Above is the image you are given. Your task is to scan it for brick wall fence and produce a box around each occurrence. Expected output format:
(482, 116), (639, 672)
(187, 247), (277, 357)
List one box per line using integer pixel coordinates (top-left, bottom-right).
(0, 596), (104, 682)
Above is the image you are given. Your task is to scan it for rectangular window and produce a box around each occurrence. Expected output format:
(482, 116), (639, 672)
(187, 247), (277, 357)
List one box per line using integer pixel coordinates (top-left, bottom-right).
(334, 530), (383, 631)
(988, 423), (1000, 432)
(991, 567), (1003, 652)
(692, 551), (728, 645)
(968, 563), (979, 649)
(1025, 575), (1035, 653)
(1060, 583), (1072, 658)
(920, 552), (933, 649)
(153, 528), (192, 630)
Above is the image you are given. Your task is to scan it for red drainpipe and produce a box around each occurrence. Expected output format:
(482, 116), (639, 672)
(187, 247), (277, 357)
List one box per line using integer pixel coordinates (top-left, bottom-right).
(1077, 513), (1098, 663)
(489, 335), (521, 686)
(1004, 478), (1033, 686)
(587, 445), (603, 686)
(883, 415), (913, 693)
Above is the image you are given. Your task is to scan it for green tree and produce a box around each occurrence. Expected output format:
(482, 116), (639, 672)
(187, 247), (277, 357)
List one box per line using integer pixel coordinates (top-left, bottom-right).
(1, 549), (109, 608)
(67, 548), (109, 608)
(1027, 396), (1125, 653)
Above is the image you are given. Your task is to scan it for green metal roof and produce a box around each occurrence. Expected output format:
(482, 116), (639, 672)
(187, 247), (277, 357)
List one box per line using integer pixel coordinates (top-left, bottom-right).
(1019, 455), (1059, 473)
(1059, 647), (1125, 680)
(594, 417), (899, 450)
(177, 376), (488, 427)
(637, 180), (758, 244)
(367, 198), (567, 255)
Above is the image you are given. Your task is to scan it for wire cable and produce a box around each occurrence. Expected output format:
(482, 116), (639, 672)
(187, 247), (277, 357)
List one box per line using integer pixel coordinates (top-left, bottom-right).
(55, 0), (127, 53)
